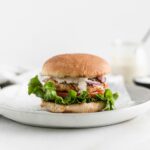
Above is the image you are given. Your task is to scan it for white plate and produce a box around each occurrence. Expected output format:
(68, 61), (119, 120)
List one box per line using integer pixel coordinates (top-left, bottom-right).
(0, 85), (150, 128)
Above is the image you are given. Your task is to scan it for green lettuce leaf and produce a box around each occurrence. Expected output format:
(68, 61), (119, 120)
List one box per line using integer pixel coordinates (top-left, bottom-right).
(96, 89), (119, 110)
(28, 75), (119, 110)
(55, 96), (65, 104)
(77, 91), (89, 103)
(43, 81), (57, 101)
(28, 75), (44, 99)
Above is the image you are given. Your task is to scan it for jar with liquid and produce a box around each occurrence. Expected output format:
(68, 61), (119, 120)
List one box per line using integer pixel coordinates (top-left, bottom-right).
(111, 40), (149, 83)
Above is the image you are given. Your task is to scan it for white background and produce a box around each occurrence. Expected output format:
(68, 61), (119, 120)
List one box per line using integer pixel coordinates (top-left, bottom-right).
(0, 1), (150, 150)
(0, 0), (150, 69)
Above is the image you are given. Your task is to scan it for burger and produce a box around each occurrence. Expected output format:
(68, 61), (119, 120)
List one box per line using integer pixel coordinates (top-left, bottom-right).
(28, 53), (119, 113)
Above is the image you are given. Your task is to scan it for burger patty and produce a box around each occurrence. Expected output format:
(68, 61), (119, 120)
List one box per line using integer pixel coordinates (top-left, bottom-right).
(44, 78), (79, 92)
(56, 83), (107, 98)
(44, 78), (108, 97)
(56, 82), (107, 92)
(56, 83), (79, 92)
(56, 85), (105, 98)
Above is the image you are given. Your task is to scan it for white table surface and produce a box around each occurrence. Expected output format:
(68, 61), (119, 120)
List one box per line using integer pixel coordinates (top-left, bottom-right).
(1, 110), (150, 150)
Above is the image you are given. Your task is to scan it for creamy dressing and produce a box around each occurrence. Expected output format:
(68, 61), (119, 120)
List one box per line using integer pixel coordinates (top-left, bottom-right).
(53, 77), (82, 84)
(78, 78), (88, 92)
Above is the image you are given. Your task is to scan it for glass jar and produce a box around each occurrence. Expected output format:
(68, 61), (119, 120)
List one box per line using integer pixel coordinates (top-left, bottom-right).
(110, 40), (149, 83)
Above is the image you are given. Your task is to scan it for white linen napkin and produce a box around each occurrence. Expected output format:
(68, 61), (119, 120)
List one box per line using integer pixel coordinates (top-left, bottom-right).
(0, 65), (27, 84)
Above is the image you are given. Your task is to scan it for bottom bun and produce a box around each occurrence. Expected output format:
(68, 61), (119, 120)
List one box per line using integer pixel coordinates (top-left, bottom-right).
(41, 101), (105, 113)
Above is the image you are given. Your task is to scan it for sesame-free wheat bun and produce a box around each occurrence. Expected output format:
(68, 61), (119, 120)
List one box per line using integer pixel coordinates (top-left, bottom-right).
(42, 53), (111, 78)
(41, 101), (105, 113)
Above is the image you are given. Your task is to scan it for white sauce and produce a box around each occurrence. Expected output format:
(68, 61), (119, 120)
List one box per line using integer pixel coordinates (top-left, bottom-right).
(53, 77), (80, 84)
(78, 78), (88, 92)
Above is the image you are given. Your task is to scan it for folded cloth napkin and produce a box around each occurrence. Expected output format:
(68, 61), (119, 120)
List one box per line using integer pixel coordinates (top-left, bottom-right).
(0, 65), (27, 89)
(0, 69), (133, 112)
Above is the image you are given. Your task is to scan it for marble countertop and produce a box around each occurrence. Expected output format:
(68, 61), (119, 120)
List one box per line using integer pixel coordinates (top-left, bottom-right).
(1, 111), (150, 150)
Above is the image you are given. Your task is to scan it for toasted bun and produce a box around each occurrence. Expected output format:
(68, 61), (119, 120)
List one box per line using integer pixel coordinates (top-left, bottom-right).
(41, 101), (105, 113)
(42, 53), (110, 78)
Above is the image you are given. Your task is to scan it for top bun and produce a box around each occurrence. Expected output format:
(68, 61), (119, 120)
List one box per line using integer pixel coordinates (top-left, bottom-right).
(42, 53), (111, 78)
